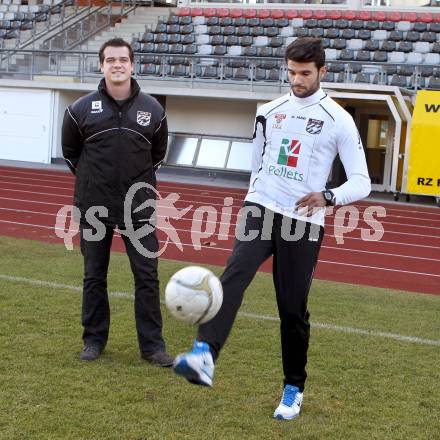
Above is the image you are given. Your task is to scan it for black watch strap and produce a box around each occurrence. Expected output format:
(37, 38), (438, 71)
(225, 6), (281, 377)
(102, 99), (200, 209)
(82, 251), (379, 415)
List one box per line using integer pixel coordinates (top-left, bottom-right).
(322, 189), (336, 206)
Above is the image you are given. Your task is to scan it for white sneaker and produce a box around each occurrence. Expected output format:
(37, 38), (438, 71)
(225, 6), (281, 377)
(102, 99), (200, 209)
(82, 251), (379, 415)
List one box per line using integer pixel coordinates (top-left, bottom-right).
(173, 340), (214, 387)
(273, 385), (303, 420)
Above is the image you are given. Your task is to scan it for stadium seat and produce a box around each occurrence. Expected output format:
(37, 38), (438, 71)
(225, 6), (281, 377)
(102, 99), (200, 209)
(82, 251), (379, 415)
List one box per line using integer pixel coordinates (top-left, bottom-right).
(268, 68), (280, 81)
(414, 41), (430, 54)
(291, 18), (304, 28)
(244, 9), (257, 19)
(305, 19), (318, 28)
(139, 64), (157, 76)
(236, 25), (250, 36)
(281, 26), (294, 37)
(180, 24), (194, 35)
(427, 76), (440, 89)
(321, 38), (331, 49)
(341, 29), (355, 39)
(365, 40), (380, 51)
(419, 66), (434, 77)
(166, 15), (179, 25)
(418, 13), (433, 23)
(225, 35), (239, 46)
(350, 63), (362, 74)
(257, 9), (270, 20)
(195, 24), (207, 34)
(255, 68), (267, 81)
(196, 34), (209, 45)
(275, 18), (289, 28)
(201, 65), (218, 78)
(181, 34), (195, 45)
(347, 39), (363, 50)
(372, 30), (388, 41)
(387, 12), (401, 22)
(244, 46), (257, 57)
(381, 41), (396, 52)
(233, 17), (246, 27)
(300, 10), (313, 20)
(156, 43), (169, 54)
(207, 24), (221, 34)
(140, 43), (155, 53)
(271, 9), (285, 20)
(230, 9), (242, 19)
(295, 28), (309, 38)
(381, 21), (395, 31)
(333, 39), (347, 50)
(342, 11), (356, 20)
(389, 51), (406, 63)
(211, 34), (224, 45)
(168, 56), (186, 66)
(328, 63), (344, 73)
(372, 51), (387, 63)
(334, 19), (349, 29)
(191, 8), (203, 17)
(339, 49), (354, 61)
(310, 28), (324, 38)
(365, 20), (379, 31)
(170, 43), (183, 54)
(223, 26), (236, 36)
(384, 65), (398, 75)
(258, 59), (278, 69)
(234, 67), (250, 80)
(254, 36), (269, 47)
(265, 26), (279, 37)
(413, 22), (427, 32)
(329, 10), (342, 21)
(154, 23), (167, 34)
(421, 32), (436, 43)
(270, 36), (283, 48)
(406, 31), (420, 42)
(398, 41), (413, 53)
(350, 20), (364, 30)
(220, 17), (232, 26)
(274, 46), (285, 58)
(193, 16), (206, 25)
(407, 52), (423, 64)
(171, 65), (188, 77)
(389, 30), (404, 41)
(184, 44), (197, 55)
(325, 48), (338, 61)
(424, 53), (440, 65)
(373, 11), (386, 22)
(402, 12), (417, 22)
(396, 21), (411, 32)
(356, 50), (371, 61)
(390, 74), (408, 87)
(399, 65), (415, 76)
(203, 8), (216, 18)
(177, 8), (190, 17)
(155, 33), (168, 44)
(258, 46), (272, 57)
(250, 26), (264, 37)
(179, 16), (192, 25)
(355, 72), (371, 83)
(432, 42), (440, 53)
(227, 45), (243, 56)
(322, 72), (335, 82)
(213, 45), (227, 56)
(261, 17), (274, 27)
(326, 28), (340, 38)
(357, 29), (371, 40)
(429, 22), (440, 32)
(140, 32), (154, 43)
(319, 19), (333, 29)
(239, 36), (253, 47)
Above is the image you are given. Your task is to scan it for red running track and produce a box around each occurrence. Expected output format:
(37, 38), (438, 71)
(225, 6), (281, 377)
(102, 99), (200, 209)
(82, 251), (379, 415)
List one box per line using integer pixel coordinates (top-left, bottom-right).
(0, 166), (439, 295)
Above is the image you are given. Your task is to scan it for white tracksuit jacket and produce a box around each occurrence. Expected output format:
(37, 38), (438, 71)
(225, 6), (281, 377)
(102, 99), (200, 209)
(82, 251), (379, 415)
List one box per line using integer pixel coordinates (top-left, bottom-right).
(245, 88), (371, 226)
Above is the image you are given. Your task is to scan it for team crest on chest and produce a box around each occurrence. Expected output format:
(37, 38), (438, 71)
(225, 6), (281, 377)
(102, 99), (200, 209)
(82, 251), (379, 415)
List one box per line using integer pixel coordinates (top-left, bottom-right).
(137, 111), (151, 127)
(305, 118), (324, 134)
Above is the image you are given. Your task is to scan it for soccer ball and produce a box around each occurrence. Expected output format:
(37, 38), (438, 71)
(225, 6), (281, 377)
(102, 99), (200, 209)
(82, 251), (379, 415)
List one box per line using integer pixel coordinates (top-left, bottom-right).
(165, 266), (223, 325)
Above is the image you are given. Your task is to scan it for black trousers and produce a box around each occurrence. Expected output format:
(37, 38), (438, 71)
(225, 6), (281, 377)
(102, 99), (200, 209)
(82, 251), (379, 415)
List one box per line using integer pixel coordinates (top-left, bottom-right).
(79, 223), (165, 356)
(198, 202), (324, 391)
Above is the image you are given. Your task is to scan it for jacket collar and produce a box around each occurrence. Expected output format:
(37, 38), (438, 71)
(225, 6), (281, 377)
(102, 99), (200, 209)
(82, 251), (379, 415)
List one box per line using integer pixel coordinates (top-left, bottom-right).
(98, 77), (140, 102)
(289, 88), (326, 107)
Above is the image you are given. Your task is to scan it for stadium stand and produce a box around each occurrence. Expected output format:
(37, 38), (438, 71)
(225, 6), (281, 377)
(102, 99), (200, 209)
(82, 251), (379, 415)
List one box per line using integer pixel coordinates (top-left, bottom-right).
(126, 6), (440, 90)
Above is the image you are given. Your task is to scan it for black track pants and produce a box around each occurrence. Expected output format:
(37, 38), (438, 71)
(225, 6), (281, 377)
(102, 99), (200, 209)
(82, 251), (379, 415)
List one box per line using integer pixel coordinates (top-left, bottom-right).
(80, 223), (165, 355)
(198, 202), (323, 391)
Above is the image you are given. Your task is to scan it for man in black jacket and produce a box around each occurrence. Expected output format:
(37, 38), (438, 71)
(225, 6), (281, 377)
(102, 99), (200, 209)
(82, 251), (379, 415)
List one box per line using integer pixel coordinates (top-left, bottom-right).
(62, 38), (173, 366)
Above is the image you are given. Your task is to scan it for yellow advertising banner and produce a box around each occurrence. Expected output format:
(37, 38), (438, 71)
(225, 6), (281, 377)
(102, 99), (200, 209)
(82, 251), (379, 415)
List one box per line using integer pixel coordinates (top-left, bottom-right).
(406, 90), (440, 196)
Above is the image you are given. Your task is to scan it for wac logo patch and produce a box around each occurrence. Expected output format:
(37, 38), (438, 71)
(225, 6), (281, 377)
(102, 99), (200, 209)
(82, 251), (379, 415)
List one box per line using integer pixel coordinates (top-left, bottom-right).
(278, 138), (301, 167)
(305, 118), (324, 134)
(137, 111), (151, 127)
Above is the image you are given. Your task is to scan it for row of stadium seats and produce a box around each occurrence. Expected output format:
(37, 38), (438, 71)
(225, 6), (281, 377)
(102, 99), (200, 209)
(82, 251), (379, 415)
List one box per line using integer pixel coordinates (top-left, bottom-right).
(160, 15), (440, 33)
(175, 8), (440, 23)
(135, 61), (440, 89)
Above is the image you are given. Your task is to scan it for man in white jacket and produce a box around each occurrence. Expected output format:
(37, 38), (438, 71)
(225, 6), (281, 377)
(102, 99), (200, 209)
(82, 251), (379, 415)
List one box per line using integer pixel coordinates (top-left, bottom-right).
(173, 37), (371, 420)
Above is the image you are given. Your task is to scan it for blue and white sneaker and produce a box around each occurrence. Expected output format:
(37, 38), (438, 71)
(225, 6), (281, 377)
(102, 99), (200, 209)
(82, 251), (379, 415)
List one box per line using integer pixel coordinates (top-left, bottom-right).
(173, 340), (214, 387)
(273, 385), (304, 420)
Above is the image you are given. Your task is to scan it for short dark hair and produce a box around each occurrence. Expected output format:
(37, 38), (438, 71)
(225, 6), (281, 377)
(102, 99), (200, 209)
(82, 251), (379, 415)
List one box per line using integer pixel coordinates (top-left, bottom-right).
(99, 38), (134, 64)
(284, 37), (325, 69)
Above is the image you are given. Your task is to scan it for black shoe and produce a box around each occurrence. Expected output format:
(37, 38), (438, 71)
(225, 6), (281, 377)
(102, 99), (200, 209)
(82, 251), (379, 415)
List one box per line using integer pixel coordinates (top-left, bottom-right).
(79, 345), (102, 361)
(142, 351), (174, 367)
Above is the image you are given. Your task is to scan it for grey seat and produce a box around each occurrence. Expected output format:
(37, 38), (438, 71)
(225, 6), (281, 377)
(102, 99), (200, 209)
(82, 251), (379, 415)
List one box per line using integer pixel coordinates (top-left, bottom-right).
(341, 28), (355, 39)
(258, 47), (273, 57)
(181, 34), (195, 44)
(390, 74), (408, 87)
(310, 28), (324, 38)
(244, 46), (257, 57)
(427, 76), (440, 90)
(429, 22), (440, 32)
(432, 42), (440, 53)
(381, 21), (395, 31)
(165, 15), (179, 25)
(184, 44), (197, 55)
(265, 26), (279, 37)
(168, 56), (186, 65)
(364, 40), (379, 51)
(261, 18), (274, 27)
(275, 18), (289, 27)
(220, 17), (232, 26)
(399, 65), (415, 76)
(229, 58), (248, 68)
(333, 38), (346, 50)
(357, 29), (371, 40)
(389, 30), (403, 41)
(139, 64), (157, 75)
(421, 32), (436, 43)
(250, 26), (264, 37)
(339, 49), (354, 60)
(201, 66), (218, 78)
(268, 68), (280, 81)
(140, 42), (155, 53)
(169, 43), (183, 54)
(381, 40), (396, 52)
(234, 67), (250, 80)
(225, 35), (239, 46)
(326, 28), (340, 38)
(420, 66), (434, 77)
(413, 22), (427, 32)
(213, 45), (227, 56)
(233, 17), (246, 26)
(323, 71), (335, 82)
(211, 34), (224, 45)
(295, 27), (309, 38)
(171, 65), (188, 77)
(223, 26), (236, 36)
(373, 51), (388, 62)
(365, 20), (379, 31)
(179, 16), (192, 25)
(321, 38), (331, 49)
(384, 65), (398, 75)
(208, 25), (222, 35)
(155, 33), (168, 44)
(180, 24), (194, 35)
(258, 59), (279, 69)
(240, 36), (253, 46)
(305, 18), (318, 28)
(270, 36), (283, 47)
(255, 68), (267, 80)
(236, 26), (250, 36)
(247, 18), (260, 27)
(168, 34), (181, 44)
(328, 63), (345, 73)
(154, 23), (167, 33)
(167, 24), (180, 34)
(406, 31), (420, 42)
(350, 63), (362, 73)
(350, 20), (364, 30)
(356, 50), (371, 61)
(140, 32), (154, 43)
(206, 17), (219, 26)
(355, 72), (371, 83)
(274, 46), (286, 58)
(155, 43), (169, 54)
(319, 19), (333, 28)
(335, 19), (349, 29)
(398, 41), (413, 53)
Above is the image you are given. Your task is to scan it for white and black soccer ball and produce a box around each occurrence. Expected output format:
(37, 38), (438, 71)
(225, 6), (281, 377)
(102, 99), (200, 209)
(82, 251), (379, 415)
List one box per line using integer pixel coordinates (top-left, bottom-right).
(165, 266), (223, 325)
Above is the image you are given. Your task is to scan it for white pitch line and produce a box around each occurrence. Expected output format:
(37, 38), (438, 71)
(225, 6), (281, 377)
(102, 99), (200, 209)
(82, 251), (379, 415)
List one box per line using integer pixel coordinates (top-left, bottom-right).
(0, 274), (438, 347)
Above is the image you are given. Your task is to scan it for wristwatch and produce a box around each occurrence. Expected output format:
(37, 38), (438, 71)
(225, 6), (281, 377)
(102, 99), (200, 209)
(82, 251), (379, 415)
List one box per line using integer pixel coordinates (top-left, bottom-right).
(322, 189), (336, 206)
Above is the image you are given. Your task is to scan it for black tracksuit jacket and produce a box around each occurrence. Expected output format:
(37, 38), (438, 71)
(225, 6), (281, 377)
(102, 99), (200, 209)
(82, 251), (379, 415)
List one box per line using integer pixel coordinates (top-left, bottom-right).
(61, 78), (168, 227)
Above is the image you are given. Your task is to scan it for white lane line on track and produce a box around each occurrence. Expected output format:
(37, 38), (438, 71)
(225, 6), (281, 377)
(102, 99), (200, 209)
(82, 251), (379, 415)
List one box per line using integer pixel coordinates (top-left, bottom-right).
(1, 170), (439, 217)
(1, 273), (438, 347)
(1, 208), (440, 253)
(0, 219), (439, 277)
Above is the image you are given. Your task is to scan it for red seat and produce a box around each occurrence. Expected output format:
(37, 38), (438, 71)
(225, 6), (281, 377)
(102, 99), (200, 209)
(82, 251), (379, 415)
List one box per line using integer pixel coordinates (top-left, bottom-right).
(230, 8), (242, 18)
(271, 9), (285, 19)
(203, 8), (216, 17)
(372, 11), (386, 21)
(387, 11), (401, 22)
(190, 8), (203, 17)
(300, 10), (313, 19)
(329, 10), (342, 20)
(257, 9), (270, 19)
(216, 8), (229, 18)
(177, 8), (190, 17)
(418, 13), (433, 23)
(342, 10), (357, 20)
(359, 11), (371, 21)
(286, 10), (299, 20)
(243, 9), (257, 19)
(402, 12), (417, 22)
(314, 10), (327, 20)
(435, 14), (440, 23)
